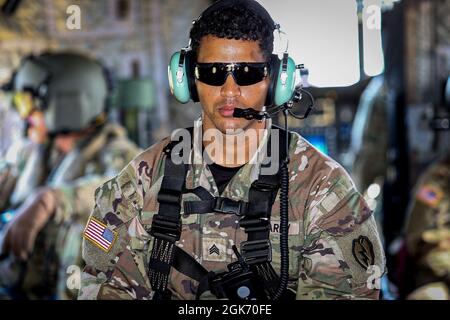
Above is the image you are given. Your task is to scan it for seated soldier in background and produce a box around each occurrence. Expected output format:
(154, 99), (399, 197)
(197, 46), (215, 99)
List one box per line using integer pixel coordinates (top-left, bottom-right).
(404, 150), (450, 300)
(0, 81), (29, 159)
(403, 77), (450, 300)
(0, 91), (49, 213)
(0, 52), (140, 299)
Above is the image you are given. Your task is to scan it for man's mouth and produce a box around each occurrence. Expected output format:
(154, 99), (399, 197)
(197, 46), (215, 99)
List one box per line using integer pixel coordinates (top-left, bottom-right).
(218, 105), (237, 117)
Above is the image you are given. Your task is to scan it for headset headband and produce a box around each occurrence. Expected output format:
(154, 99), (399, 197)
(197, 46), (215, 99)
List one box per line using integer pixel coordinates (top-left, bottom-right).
(195, 0), (277, 31)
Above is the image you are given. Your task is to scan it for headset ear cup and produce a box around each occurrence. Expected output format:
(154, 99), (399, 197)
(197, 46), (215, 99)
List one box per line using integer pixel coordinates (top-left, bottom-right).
(274, 55), (296, 106)
(168, 51), (192, 103)
(185, 51), (199, 103)
(265, 54), (280, 107)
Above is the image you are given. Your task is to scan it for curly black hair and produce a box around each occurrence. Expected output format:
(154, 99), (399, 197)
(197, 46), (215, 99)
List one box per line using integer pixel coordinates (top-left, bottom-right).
(190, 3), (275, 60)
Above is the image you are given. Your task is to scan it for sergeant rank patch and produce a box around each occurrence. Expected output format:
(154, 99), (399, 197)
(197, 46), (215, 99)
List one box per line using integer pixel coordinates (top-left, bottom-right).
(83, 217), (118, 252)
(202, 236), (227, 262)
(352, 236), (375, 270)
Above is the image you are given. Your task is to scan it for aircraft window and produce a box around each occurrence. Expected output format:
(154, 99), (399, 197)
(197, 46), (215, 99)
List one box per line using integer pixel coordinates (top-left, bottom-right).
(258, 0), (387, 87)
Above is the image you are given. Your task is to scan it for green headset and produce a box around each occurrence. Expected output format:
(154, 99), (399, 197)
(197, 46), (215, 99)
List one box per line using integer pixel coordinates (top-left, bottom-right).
(168, 0), (297, 108)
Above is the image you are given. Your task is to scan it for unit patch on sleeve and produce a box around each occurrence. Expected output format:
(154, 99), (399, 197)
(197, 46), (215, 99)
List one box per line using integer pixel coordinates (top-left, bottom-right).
(352, 235), (375, 270)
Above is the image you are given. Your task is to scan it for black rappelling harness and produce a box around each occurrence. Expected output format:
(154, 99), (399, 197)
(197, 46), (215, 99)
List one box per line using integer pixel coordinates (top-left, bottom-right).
(148, 125), (293, 300)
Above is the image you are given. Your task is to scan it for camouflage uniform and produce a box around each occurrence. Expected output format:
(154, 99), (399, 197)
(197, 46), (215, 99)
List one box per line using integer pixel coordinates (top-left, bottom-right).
(0, 123), (140, 300)
(79, 118), (386, 300)
(350, 76), (388, 194)
(405, 151), (450, 300)
(0, 137), (41, 211)
(349, 76), (389, 243)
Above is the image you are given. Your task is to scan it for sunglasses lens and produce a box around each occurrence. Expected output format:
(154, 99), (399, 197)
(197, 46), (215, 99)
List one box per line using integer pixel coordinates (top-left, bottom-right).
(233, 64), (267, 86)
(195, 64), (227, 86)
(195, 63), (268, 86)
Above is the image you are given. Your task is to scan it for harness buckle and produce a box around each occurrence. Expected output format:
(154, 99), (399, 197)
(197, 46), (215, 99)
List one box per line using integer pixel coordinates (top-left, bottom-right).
(213, 197), (246, 216)
(150, 214), (182, 242)
(157, 188), (182, 204)
(240, 239), (272, 265)
(251, 181), (279, 192)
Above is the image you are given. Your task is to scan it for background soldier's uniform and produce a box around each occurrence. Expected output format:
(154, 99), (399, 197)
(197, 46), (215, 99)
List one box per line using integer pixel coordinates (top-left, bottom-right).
(0, 123), (140, 299)
(0, 138), (39, 211)
(405, 151), (450, 300)
(349, 76), (389, 243)
(350, 76), (388, 194)
(79, 119), (386, 300)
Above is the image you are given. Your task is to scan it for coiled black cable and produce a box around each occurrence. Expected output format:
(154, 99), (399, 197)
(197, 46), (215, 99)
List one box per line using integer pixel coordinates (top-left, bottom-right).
(273, 109), (290, 300)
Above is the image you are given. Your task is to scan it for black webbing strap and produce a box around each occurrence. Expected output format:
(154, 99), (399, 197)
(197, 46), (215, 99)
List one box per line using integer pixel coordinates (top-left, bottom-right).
(239, 126), (289, 260)
(191, 126), (292, 300)
(172, 246), (208, 282)
(148, 127), (193, 299)
(239, 126), (291, 298)
(184, 196), (249, 216)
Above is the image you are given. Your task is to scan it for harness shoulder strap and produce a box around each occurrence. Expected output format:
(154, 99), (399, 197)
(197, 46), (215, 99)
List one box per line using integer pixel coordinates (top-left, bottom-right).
(237, 126), (291, 299)
(148, 127), (193, 299)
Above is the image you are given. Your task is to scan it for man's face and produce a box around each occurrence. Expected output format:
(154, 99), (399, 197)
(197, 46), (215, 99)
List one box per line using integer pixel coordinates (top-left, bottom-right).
(196, 35), (270, 133)
(27, 110), (48, 144)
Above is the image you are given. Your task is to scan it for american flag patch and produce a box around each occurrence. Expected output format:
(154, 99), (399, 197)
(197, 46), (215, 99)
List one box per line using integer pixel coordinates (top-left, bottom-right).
(416, 184), (443, 208)
(83, 217), (117, 252)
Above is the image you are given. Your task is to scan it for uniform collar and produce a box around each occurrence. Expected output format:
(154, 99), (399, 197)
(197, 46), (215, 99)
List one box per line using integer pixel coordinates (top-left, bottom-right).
(186, 115), (272, 199)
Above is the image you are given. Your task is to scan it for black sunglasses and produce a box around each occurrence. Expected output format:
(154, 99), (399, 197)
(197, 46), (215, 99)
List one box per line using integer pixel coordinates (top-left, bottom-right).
(194, 62), (269, 86)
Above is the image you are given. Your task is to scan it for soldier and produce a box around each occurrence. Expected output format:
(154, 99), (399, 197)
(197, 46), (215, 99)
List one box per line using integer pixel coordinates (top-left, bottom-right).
(402, 75), (450, 300)
(79, 0), (385, 300)
(0, 77), (49, 213)
(0, 52), (140, 299)
(404, 151), (450, 300)
(350, 75), (388, 195)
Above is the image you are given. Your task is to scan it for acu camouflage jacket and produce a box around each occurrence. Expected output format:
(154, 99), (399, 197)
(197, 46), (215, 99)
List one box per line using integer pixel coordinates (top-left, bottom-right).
(79, 119), (386, 300)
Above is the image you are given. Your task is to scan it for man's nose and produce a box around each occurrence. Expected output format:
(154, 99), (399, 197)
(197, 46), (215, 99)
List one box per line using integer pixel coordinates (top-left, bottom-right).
(220, 73), (241, 97)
